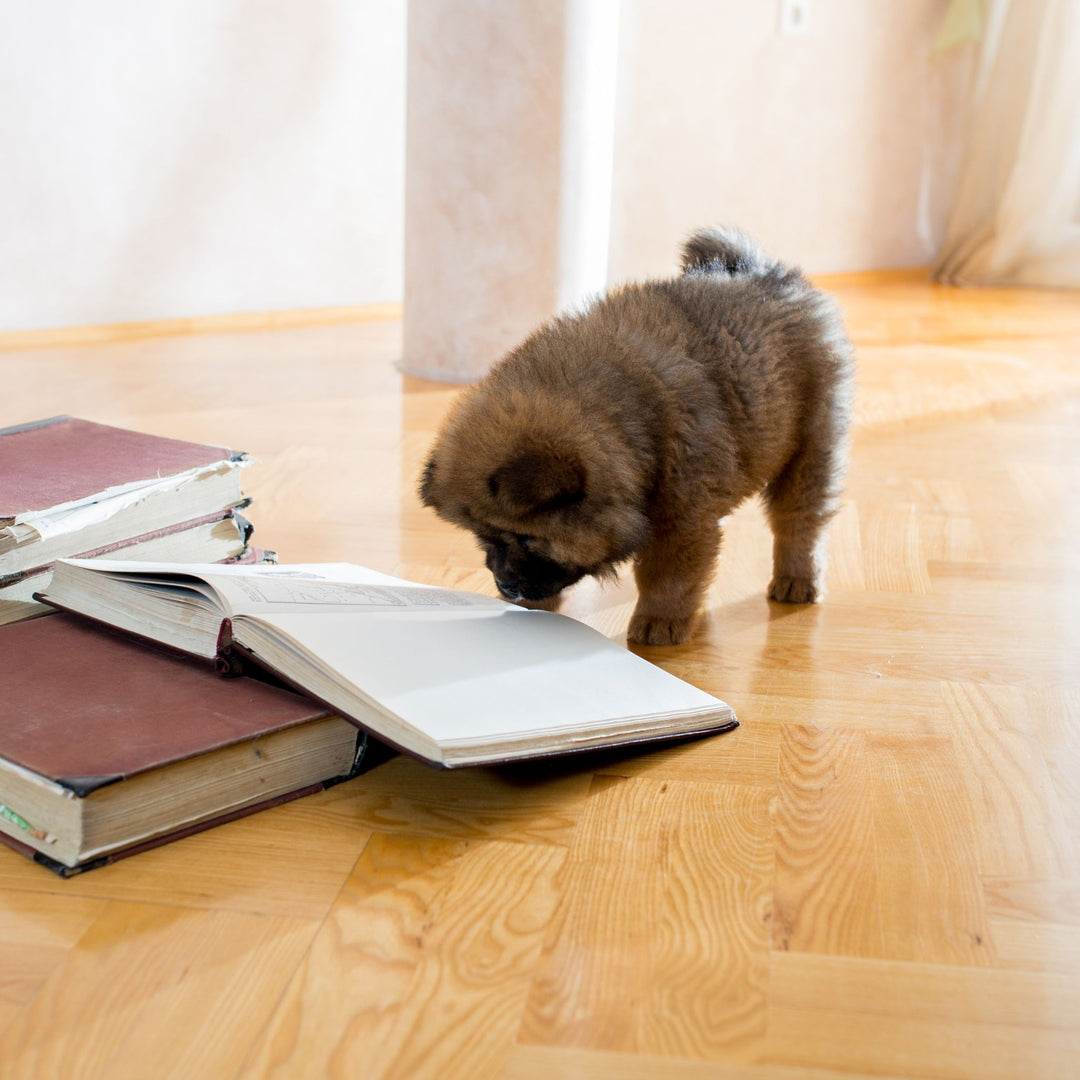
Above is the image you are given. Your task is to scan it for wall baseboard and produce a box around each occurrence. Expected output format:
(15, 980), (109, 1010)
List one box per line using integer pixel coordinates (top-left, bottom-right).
(0, 271), (931, 352)
(811, 267), (931, 289)
(0, 302), (404, 352)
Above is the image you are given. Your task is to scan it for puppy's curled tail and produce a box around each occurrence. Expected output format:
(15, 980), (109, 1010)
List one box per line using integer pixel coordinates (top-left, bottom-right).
(680, 228), (778, 277)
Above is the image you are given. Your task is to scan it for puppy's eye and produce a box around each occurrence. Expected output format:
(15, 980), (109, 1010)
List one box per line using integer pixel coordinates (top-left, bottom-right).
(516, 535), (535, 552)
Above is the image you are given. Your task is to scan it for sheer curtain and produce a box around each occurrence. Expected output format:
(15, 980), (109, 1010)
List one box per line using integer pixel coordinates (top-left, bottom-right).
(934, 0), (1080, 286)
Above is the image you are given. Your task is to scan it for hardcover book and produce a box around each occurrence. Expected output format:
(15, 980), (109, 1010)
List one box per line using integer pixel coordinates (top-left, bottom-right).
(0, 415), (250, 576)
(37, 559), (738, 769)
(0, 510), (259, 625)
(0, 614), (372, 875)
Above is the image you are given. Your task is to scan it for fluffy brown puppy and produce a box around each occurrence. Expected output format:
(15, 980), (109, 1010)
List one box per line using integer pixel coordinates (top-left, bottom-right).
(420, 229), (855, 646)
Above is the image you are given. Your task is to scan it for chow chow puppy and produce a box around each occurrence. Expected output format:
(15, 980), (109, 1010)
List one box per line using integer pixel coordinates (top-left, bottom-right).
(419, 228), (854, 646)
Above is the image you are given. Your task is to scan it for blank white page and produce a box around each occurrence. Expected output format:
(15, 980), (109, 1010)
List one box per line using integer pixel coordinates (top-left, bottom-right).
(239, 607), (724, 745)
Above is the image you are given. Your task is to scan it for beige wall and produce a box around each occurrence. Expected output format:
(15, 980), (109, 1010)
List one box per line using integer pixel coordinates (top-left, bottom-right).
(609, 0), (972, 279)
(0, 1), (405, 333)
(2, 2), (971, 335)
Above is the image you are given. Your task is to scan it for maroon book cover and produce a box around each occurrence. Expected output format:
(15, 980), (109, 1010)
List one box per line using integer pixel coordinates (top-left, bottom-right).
(0, 614), (377, 876)
(0, 416), (238, 522)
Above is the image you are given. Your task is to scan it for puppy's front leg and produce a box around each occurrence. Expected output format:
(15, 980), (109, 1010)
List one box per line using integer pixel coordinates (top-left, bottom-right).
(629, 521), (721, 646)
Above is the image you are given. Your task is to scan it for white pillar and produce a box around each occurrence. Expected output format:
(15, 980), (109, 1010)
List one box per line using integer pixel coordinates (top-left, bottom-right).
(401, 0), (619, 383)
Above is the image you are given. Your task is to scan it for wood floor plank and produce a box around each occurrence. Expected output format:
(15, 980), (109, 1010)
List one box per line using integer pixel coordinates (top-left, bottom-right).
(311, 754), (594, 847)
(984, 878), (1080, 926)
(99, 913), (318, 1080)
(238, 835), (565, 1080)
(987, 918), (1080, 976)
(984, 879), (1080, 975)
(943, 683), (1077, 879)
(589, 715), (780, 787)
(767, 1005), (1080, 1080)
(0, 902), (318, 1080)
(769, 951), (1080, 1028)
(0, 796), (374, 919)
(520, 776), (773, 1061)
(502, 1043), (888, 1079)
(773, 726), (882, 957)
(859, 502), (934, 595)
(769, 918), (1080, 1080)
(735, 682), (950, 734)
(852, 340), (1079, 430)
(0, 891), (107, 1006)
(865, 733), (992, 965)
(1035, 689), (1080, 845)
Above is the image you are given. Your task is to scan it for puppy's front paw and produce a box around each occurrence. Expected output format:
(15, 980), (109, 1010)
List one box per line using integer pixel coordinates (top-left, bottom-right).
(768, 576), (820, 604)
(628, 611), (697, 646)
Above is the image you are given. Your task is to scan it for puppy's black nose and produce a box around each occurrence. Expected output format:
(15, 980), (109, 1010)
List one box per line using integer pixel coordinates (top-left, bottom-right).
(495, 579), (523, 602)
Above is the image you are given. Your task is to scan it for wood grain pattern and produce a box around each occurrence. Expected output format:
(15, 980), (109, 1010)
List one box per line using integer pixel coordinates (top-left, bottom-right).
(866, 733), (993, 966)
(311, 754), (594, 848)
(987, 919), (1080, 976)
(1, 273), (1079, 1077)
(590, 714), (781, 787)
(0, 902), (318, 1080)
(767, 1005), (1080, 1080)
(239, 835), (565, 1080)
(943, 683), (1078, 879)
(0, 891), (106, 1008)
(521, 777), (773, 1061)
(773, 726), (882, 957)
(0, 797), (376, 918)
(503, 1043), (884, 1079)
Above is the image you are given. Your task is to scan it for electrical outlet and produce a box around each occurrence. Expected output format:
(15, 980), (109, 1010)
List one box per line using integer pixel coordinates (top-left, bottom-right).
(778, 0), (812, 37)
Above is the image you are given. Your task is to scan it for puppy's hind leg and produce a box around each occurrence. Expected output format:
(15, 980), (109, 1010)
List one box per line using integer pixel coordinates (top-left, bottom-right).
(765, 403), (849, 604)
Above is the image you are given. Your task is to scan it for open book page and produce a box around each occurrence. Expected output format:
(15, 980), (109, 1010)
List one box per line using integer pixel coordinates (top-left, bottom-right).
(203, 575), (509, 617)
(46, 560), (511, 665)
(58, 558), (508, 617)
(235, 606), (726, 749)
(60, 558), (417, 587)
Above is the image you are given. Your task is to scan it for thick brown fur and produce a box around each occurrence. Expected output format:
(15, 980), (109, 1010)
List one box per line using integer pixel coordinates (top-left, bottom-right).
(420, 229), (855, 645)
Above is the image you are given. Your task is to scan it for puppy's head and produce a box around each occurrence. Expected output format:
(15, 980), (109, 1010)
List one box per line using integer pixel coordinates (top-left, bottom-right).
(420, 386), (649, 602)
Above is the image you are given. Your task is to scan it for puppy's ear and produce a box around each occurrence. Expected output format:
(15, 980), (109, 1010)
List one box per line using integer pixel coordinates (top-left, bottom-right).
(488, 451), (586, 513)
(419, 457), (439, 507)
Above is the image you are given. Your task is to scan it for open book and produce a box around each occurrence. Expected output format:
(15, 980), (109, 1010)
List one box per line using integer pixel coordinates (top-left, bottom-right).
(38, 560), (737, 768)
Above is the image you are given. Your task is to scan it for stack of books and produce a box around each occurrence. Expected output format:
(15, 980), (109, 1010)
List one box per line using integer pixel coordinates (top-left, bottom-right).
(0, 417), (738, 878)
(0, 415), (274, 625)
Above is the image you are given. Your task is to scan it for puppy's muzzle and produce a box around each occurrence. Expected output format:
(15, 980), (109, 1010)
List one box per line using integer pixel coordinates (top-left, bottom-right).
(495, 576), (561, 603)
(496, 579), (523, 602)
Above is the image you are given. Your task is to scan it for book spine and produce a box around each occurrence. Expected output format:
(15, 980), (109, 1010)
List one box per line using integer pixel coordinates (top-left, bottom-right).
(0, 505), (251, 586)
(2, 781), (332, 877)
(214, 618), (246, 678)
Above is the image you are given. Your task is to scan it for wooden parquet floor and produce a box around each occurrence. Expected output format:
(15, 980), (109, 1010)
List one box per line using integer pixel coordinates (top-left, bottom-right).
(1, 273), (1078, 1079)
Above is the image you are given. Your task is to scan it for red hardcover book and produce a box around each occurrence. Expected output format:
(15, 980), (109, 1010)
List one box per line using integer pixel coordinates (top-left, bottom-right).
(1, 415), (236, 518)
(0, 416), (250, 576)
(0, 615), (377, 876)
